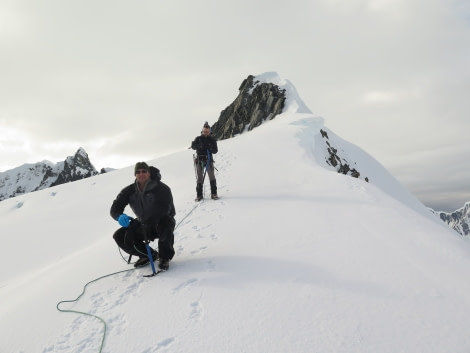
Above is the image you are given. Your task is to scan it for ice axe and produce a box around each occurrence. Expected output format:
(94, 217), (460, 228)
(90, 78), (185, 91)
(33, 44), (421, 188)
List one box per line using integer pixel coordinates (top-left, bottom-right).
(141, 224), (158, 277)
(202, 149), (211, 185)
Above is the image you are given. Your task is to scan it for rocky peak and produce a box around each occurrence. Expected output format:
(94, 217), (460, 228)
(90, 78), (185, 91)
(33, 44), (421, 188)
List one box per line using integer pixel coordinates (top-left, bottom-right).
(211, 74), (286, 140)
(0, 148), (99, 201)
(52, 148), (98, 186)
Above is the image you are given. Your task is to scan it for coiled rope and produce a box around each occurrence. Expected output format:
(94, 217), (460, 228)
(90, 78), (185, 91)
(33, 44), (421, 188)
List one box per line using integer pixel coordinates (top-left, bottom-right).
(55, 201), (201, 353)
(56, 268), (135, 352)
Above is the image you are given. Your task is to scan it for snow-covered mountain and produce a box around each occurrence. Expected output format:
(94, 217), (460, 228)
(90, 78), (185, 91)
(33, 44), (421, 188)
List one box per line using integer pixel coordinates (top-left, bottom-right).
(0, 147), (99, 201)
(432, 202), (470, 236)
(2, 72), (470, 353)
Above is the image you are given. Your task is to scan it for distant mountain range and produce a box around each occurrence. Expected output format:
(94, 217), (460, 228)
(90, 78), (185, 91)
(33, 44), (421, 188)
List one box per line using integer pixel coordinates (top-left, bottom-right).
(0, 147), (103, 201)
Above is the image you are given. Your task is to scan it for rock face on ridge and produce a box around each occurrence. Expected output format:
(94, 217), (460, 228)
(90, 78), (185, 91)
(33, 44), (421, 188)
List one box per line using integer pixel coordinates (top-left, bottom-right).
(318, 128), (368, 181)
(211, 75), (286, 140)
(0, 148), (99, 201)
(210, 73), (369, 182)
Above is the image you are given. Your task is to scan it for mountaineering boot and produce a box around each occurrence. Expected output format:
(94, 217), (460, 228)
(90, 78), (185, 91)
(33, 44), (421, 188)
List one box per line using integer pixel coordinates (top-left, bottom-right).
(195, 183), (203, 201)
(158, 258), (170, 271)
(134, 249), (158, 268)
(134, 257), (149, 267)
(210, 180), (218, 200)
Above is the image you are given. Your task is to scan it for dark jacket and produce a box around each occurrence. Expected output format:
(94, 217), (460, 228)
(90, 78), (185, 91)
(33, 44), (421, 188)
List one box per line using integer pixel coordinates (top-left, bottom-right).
(191, 135), (218, 156)
(110, 167), (175, 226)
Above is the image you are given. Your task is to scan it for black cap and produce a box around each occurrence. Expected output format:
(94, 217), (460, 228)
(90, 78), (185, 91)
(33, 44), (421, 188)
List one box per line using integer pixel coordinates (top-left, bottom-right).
(134, 162), (149, 175)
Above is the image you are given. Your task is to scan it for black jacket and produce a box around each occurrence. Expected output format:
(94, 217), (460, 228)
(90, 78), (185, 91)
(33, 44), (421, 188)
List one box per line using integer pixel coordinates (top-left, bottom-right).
(110, 167), (175, 226)
(191, 135), (218, 156)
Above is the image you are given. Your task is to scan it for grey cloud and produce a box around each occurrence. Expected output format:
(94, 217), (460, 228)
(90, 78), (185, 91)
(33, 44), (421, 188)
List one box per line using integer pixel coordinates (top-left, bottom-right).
(1, 0), (470, 211)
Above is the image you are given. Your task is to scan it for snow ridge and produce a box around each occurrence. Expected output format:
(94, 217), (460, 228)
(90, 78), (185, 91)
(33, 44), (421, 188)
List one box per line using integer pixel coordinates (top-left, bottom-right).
(2, 79), (470, 353)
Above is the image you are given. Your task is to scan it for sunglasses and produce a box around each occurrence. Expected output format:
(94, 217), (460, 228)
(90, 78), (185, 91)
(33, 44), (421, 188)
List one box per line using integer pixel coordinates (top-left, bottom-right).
(135, 169), (148, 175)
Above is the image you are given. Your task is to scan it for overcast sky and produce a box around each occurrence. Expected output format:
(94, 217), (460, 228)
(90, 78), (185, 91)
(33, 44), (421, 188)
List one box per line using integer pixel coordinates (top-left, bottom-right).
(1, 0), (469, 212)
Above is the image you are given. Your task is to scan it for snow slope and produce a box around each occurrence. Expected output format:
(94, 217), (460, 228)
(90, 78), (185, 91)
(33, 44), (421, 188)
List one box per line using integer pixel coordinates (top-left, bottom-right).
(1, 83), (470, 353)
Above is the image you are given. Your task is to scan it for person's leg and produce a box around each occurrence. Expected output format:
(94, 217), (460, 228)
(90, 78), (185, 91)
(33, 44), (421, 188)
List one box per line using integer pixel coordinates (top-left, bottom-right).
(156, 217), (175, 269)
(208, 162), (217, 197)
(113, 221), (150, 257)
(129, 222), (159, 267)
(113, 227), (140, 255)
(195, 158), (204, 199)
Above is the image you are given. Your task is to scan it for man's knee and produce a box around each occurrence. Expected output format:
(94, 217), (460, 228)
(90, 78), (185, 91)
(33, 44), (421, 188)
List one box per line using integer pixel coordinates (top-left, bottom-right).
(113, 227), (126, 242)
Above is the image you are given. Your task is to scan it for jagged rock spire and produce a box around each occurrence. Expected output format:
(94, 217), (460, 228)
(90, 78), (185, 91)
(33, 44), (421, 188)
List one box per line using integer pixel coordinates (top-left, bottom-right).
(211, 75), (286, 140)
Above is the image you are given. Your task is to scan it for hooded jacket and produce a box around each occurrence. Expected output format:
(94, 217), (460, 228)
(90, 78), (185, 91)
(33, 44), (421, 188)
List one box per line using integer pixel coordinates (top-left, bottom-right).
(110, 166), (175, 226)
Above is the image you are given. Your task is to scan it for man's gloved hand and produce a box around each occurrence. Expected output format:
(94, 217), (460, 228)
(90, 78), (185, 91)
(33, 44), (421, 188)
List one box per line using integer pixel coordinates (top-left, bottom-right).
(117, 214), (131, 228)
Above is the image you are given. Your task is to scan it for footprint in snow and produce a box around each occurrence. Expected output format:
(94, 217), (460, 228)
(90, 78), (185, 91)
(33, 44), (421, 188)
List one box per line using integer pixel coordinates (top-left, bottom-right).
(172, 278), (198, 293)
(108, 312), (127, 336)
(190, 246), (207, 255)
(189, 301), (204, 322)
(110, 281), (141, 308)
(142, 337), (176, 352)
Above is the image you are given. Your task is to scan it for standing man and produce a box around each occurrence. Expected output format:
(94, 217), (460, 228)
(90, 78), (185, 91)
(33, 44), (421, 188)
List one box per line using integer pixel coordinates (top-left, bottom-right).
(110, 162), (175, 270)
(191, 122), (218, 201)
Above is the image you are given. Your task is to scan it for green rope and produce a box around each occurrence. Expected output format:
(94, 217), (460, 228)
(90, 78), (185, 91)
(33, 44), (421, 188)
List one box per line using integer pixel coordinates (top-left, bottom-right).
(56, 268), (135, 353)
(55, 202), (200, 352)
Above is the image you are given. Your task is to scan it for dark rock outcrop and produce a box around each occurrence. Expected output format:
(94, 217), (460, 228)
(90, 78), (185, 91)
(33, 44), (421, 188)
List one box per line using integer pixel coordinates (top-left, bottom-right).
(319, 129), (369, 181)
(211, 75), (286, 140)
(51, 148), (98, 186)
(432, 202), (470, 237)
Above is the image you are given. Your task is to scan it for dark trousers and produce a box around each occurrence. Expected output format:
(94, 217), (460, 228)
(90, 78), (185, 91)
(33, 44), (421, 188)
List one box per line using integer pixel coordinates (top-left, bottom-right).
(113, 217), (175, 260)
(194, 157), (216, 183)
(194, 157), (217, 196)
